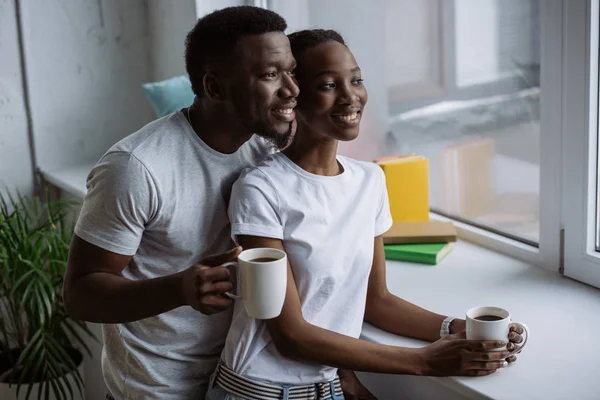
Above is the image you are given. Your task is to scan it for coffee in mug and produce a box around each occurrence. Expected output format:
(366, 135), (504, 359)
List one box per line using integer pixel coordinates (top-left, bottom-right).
(474, 315), (503, 322)
(466, 306), (529, 354)
(223, 248), (287, 319)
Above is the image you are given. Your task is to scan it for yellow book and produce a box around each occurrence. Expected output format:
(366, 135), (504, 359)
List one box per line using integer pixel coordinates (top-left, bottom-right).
(375, 155), (429, 222)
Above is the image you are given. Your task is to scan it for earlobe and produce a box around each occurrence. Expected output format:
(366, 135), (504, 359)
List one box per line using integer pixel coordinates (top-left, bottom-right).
(203, 72), (224, 101)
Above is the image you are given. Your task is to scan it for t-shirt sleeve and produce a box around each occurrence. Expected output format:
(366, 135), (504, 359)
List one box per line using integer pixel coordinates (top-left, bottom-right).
(228, 169), (284, 241)
(374, 167), (393, 237)
(74, 151), (160, 255)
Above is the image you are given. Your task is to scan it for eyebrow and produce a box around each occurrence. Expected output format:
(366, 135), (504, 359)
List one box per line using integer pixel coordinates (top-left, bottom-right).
(314, 66), (361, 78)
(253, 60), (297, 72)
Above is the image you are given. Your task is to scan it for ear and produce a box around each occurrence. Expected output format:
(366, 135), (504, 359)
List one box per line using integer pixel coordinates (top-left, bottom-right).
(202, 72), (225, 102)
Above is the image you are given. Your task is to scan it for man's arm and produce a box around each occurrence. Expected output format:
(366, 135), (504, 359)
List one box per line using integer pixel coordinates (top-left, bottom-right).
(63, 235), (239, 323)
(364, 235), (465, 342)
(238, 235), (507, 377)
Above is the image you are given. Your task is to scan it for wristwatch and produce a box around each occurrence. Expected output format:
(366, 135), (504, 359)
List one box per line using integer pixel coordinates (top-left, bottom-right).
(440, 316), (456, 337)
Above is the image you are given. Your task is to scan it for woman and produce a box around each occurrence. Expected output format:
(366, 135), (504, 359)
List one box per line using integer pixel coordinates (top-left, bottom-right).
(206, 29), (521, 400)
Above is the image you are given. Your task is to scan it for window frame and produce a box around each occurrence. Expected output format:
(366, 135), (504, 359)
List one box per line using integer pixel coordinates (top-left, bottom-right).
(562, 0), (600, 288)
(422, 0), (564, 273)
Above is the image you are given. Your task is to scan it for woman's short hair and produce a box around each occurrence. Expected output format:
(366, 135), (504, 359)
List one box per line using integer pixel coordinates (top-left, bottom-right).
(288, 29), (346, 58)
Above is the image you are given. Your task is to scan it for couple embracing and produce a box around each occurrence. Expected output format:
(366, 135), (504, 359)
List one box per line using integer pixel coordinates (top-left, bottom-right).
(63, 6), (524, 400)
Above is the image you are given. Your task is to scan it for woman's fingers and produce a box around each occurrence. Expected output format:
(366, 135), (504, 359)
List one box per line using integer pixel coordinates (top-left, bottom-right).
(508, 331), (523, 343)
(466, 361), (508, 371)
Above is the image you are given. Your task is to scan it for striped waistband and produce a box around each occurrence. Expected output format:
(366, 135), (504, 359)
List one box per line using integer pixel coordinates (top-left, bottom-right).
(214, 362), (343, 400)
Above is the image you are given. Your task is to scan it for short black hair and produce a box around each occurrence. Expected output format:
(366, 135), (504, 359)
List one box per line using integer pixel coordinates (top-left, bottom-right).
(185, 6), (287, 97)
(288, 29), (346, 59)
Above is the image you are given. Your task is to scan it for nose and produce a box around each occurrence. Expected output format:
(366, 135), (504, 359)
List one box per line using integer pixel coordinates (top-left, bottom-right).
(278, 73), (300, 99)
(336, 83), (360, 105)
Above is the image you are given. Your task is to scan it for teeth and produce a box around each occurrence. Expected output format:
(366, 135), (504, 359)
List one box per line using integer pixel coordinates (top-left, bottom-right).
(333, 113), (358, 122)
(273, 108), (293, 115)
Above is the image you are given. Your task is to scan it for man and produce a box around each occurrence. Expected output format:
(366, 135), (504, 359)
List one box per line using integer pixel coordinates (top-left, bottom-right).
(63, 6), (373, 400)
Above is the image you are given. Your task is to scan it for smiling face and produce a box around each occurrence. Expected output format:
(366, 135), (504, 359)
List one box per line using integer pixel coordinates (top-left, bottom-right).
(294, 40), (367, 142)
(223, 31), (299, 147)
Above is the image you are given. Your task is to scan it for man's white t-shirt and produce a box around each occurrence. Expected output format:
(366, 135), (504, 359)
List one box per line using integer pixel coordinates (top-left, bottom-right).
(75, 111), (271, 399)
(224, 152), (393, 384)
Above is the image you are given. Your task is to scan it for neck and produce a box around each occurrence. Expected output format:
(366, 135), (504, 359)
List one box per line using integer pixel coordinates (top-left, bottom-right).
(284, 123), (340, 176)
(187, 101), (253, 154)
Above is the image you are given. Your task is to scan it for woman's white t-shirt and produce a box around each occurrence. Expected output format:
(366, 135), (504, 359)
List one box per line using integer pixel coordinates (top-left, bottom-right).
(224, 152), (393, 385)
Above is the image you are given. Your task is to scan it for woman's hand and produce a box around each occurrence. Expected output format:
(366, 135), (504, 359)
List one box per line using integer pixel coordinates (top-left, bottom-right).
(337, 369), (377, 400)
(451, 319), (524, 363)
(418, 332), (509, 377)
(506, 325), (524, 362)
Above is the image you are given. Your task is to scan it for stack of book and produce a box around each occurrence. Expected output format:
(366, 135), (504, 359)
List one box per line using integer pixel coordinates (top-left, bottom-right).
(382, 221), (456, 265)
(375, 154), (456, 265)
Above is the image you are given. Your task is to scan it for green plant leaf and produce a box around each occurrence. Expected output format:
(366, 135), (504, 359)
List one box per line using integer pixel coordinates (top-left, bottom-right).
(1, 187), (91, 400)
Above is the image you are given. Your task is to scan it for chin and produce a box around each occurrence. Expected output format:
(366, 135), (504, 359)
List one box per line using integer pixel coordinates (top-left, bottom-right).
(333, 127), (360, 142)
(256, 125), (293, 149)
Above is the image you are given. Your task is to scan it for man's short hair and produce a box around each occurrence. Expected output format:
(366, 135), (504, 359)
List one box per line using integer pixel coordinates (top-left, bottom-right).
(185, 6), (287, 97)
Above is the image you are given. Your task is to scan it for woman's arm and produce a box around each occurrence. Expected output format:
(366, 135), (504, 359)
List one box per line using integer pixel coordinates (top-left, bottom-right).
(238, 235), (423, 374)
(364, 235), (466, 341)
(236, 235), (505, 376)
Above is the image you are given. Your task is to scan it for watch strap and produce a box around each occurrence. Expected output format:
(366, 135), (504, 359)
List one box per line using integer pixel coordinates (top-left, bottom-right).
(440, 316), (456, 337)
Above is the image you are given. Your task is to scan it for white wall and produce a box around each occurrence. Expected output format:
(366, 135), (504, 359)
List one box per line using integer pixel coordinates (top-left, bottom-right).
(195, 0), (246, 19)
(269, 0), (389, 162)
(20, 0), (154, 173)
(147, 0), (197, 82)
(0, 0), (33, 195)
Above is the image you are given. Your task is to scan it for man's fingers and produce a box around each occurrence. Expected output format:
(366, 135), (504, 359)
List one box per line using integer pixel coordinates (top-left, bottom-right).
(201, 294), (233, 310)
(506, 355), (517, 363)
(203, 280), (234, 295)
(201, 246), (243, 266)
(198, 266), (231, 283)
(508, 331), (523, 343)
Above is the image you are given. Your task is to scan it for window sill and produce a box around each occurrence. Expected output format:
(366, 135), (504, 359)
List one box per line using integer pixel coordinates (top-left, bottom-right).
(39, 162), (95, 200)
(361, 240), (600, 400)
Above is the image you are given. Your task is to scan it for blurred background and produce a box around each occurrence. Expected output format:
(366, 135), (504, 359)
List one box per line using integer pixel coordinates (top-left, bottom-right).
(0, 0), (541, 247)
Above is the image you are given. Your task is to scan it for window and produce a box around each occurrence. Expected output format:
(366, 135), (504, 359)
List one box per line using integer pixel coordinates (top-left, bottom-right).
(384, 0), (541, 246)
(268, 0), (600, 288)
(563, 0), (600, 288)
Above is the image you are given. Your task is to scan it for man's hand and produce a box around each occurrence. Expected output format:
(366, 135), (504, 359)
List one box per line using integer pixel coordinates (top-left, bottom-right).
(419, 331), (509, 377)
(181, 246), (242, 315)
(337, 369), (377, 400)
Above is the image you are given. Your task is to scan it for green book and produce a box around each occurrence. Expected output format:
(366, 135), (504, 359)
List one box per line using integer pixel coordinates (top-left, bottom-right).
(384, 243), (452, 265)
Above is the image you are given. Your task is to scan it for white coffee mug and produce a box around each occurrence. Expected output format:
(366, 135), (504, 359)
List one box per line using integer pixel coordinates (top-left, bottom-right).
(466, 306), (529, 355)
(223, 248), (287, 320)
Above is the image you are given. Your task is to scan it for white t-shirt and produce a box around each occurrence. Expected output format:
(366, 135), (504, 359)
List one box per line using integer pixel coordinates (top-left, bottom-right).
(75, 111), (272, 399)
(224, 152), (393, 384)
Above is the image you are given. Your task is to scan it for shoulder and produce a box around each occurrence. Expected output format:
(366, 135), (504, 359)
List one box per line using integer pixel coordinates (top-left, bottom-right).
(107, 112), (187, 161)
(244, 135), (277, 160)
(339, 156), (384, 180)
(232, 154), (288, 200)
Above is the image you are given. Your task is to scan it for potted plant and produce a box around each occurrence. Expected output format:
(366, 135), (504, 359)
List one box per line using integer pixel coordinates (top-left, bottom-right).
(0, 190), (94, 400)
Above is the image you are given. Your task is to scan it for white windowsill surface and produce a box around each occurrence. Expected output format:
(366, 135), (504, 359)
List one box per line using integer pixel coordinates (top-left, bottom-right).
(361, 241), (600, 400)
(39, 162), (96, 199)
(42, 162), (600, 399)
